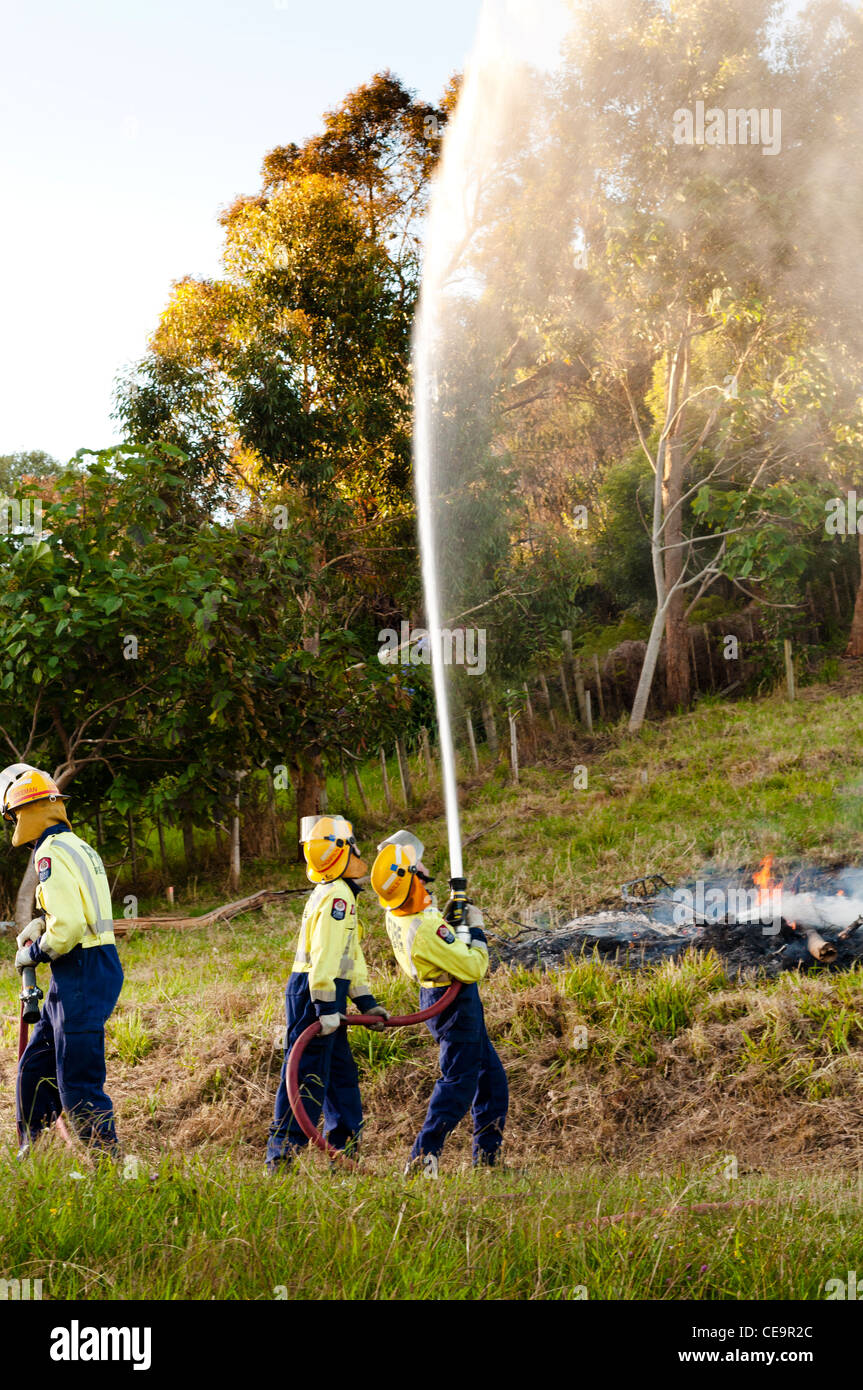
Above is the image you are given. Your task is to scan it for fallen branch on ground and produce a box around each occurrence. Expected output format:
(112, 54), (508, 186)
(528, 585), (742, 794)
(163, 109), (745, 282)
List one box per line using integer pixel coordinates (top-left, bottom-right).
(462, 819), (503, 849)
(112, 887), (306, 936)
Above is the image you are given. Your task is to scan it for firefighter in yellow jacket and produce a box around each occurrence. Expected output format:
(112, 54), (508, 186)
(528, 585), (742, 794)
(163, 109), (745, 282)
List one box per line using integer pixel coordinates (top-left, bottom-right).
(2, 764), (123, 1157)
(371, 830), (508, 1173)
(266, 815), (388, 1172)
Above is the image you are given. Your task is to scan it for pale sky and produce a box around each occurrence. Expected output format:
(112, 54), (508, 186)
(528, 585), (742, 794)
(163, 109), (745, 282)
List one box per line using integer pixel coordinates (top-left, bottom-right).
(0, 0), (482, 462)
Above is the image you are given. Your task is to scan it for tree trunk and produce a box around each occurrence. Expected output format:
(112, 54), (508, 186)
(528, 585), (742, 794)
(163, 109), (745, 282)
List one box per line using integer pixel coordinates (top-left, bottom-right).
(294, 756), (323, 862)
(846, 529), (863, 657)
(395, 737), (412, 808)
(629, 603), (668, 733)
(181, 818), (195, 871)
(481, 701), (499, 758)
(630, 331), (690, 731)
(229, 782), (241, 891)
(662, 348), (691, 711)
(127, 811), (138, 884)
(266, 774), (280, 856)
(156, 815), (168, 877)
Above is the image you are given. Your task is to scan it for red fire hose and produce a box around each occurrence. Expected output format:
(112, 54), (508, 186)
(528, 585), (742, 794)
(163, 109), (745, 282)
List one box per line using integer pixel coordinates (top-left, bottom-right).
(286, 981), (462, 1164)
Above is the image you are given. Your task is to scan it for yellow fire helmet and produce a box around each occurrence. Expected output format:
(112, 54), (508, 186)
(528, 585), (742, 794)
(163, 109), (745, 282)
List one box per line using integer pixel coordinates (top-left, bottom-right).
(0, 764), (65, 823)
(371, 832), (431, 915)
(300, 814), (367, 884)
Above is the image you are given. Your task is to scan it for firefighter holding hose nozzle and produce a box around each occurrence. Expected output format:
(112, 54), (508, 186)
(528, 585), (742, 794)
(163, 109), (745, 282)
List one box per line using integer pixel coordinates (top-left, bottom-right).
(266, 815), (388, 1174)
(370, 830), (508, 1175)
(1, 763), (124, 1158)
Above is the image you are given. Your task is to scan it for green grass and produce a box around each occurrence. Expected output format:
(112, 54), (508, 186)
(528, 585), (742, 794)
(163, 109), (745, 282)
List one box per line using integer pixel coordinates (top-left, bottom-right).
(108, 1009), (154, 1066)
(0, 1154), (860, 1300)
(3, 672), (863, 1299)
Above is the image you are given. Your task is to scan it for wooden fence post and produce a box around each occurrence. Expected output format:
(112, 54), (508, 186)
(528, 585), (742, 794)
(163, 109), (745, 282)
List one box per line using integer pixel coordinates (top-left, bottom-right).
(592, 652), (605, 720)
(229, 775), (243, 891)
(465, 715), (480, 774)
(508, 712), (519, 784)
(558, 662), (573, 720)
(395, 738), (412, 808)
(340, 756), (351, 813)
(539, 673), (558, 731)
(352, 764), (370, 814)
(784, 639), (796, 701)
(574, 657), (588, 724)
(265, 774), (279, 855)
(421, 726), (435, 783)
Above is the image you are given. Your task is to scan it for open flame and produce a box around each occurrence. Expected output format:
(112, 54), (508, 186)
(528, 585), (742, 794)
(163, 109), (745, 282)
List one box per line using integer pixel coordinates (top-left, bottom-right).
(753, 855), (783, 913)
(752, 855), (791, 934)
(750, 856), (840, 961)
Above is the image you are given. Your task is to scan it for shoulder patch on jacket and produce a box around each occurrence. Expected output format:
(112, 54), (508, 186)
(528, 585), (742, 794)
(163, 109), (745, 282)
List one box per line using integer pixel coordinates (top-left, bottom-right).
(331, 898), (347, 921)
(437, 924), (455, 944)
(37, 857), (51, 882)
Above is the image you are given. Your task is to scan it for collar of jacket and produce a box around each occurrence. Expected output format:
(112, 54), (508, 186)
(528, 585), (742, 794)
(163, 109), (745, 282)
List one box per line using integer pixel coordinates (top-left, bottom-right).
(33, 823), (74, 854)
(343, 878), (364, 895)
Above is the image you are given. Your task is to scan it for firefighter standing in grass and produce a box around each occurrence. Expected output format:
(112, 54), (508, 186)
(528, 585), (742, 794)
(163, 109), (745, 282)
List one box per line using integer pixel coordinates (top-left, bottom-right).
(1, 764), (124, 1157)
(370, 830), (508, 1175)
(266, 814), (388, 1173)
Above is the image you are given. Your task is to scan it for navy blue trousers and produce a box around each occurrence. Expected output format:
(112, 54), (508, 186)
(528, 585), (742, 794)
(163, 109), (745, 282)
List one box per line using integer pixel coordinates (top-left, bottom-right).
(267, 974), (363, 1167)
(17, 944), (124, 1148)
(412, 983), (508, 1163)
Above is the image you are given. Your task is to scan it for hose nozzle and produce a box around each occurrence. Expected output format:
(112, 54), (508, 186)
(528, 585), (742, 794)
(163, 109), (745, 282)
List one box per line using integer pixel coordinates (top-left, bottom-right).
(445, 877), (470, 943)
(19, 965), (42, 1026)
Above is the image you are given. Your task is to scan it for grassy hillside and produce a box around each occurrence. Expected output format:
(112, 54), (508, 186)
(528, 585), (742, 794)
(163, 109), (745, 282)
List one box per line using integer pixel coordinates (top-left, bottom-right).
(2, 672), (863, 1299)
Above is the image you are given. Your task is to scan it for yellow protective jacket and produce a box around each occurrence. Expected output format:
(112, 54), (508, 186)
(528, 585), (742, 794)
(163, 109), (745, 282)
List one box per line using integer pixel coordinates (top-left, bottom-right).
(291, 879), (375, 1012)
(384, 906), (489, 987)
(32, 828), (115, 959)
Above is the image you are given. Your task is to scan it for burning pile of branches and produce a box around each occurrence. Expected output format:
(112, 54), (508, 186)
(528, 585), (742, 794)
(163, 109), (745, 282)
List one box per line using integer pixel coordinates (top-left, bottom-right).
(494, 861), (863, 975)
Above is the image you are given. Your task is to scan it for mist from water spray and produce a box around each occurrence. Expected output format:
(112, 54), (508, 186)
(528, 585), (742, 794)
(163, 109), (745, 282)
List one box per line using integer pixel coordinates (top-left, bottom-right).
(413, 0), (565, 880)
(413, 0), (863, 881)
(414, 364), (463, 879)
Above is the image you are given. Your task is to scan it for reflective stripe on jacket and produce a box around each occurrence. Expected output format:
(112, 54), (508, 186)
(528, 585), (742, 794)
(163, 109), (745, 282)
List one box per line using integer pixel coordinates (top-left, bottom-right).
(33, 829), (115, 959)
(384, 906), (488, 987)
(291, 879), (372, 1007)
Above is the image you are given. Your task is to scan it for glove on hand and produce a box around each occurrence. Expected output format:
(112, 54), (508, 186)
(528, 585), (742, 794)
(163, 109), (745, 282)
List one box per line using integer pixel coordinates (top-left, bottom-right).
(15, 945), (35, 974)
(318, 1012), (343, 1037)
(364, 1005), (389, 1033)
(466, 904), (485, 929)
(16, 918), (43, 950)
